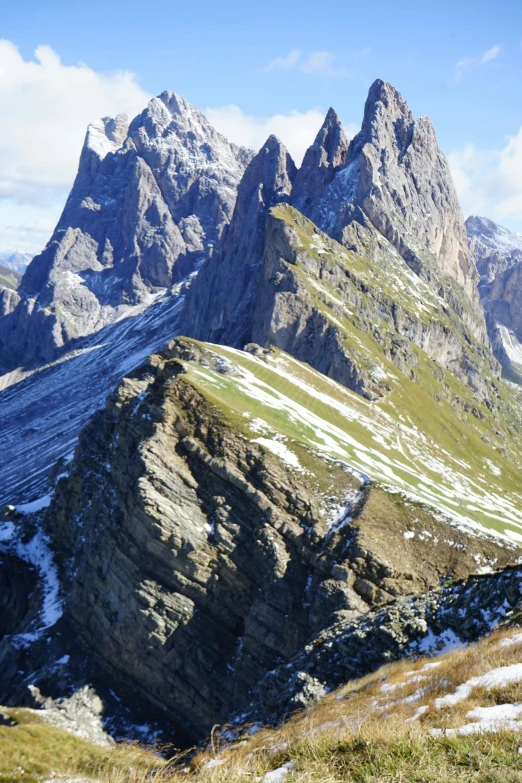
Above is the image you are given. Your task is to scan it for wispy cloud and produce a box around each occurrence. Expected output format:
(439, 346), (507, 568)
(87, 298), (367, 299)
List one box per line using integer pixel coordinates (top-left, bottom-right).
(453, 44), (501, 82)
(481, 45), (501, 64)
(263, 49), (301, 72)
(262, 49), (348, 77)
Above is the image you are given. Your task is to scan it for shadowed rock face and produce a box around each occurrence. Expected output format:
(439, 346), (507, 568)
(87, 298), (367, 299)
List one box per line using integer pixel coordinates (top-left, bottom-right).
(181, 135), (297, 348)
(0, 553), (40, 638)
(46, 339), (513, 740)
(0, 93), (252, 375)
(291, 107), (349, 216)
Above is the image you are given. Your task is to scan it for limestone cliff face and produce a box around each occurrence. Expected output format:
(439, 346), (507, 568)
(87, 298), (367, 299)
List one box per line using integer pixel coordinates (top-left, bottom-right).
(297, 81), (486, 342)
(182, 135), (296, 348)
(182, 81), (491, 389)
(253, 206), (495, 401)
(0, 94), (251, 374)
(47, 339), (512, 739)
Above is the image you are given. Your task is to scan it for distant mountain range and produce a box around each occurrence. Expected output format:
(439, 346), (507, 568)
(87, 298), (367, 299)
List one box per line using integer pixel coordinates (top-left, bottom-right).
(0, 249), (32, 274)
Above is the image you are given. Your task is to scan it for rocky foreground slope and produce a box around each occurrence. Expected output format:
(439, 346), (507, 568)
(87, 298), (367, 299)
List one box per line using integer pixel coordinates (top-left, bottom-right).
(7, 331), (516, 742)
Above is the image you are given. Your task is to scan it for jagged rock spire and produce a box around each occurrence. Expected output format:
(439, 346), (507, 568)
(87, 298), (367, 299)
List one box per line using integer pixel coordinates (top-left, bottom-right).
(291, 107), (348, 216)
(1, 92), (252, 373)
(182, 135), (297, 347)
(309, 79), (485, 339)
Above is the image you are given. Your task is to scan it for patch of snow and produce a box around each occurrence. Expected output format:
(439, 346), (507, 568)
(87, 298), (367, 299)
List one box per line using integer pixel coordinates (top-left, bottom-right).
(12, 529), (63, 645)
(0, 521), (15, 541)
(16, 494), (52, 514)
(253, 437), (302, 470)
(416, 628), (465, 656)
(435, 663), (522, 709)
(499, 633), (522, 648)
(407, 705), (429, 722)
(261, 762), (295, 783)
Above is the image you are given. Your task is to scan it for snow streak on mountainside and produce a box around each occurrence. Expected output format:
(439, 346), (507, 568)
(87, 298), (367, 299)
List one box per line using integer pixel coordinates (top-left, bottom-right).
(0, 288), (185, 505)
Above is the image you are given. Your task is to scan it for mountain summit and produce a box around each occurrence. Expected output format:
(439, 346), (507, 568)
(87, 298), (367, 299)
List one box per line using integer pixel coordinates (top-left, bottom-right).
(182, 79), (493, 395)
(291, 107), (349, 215)
(0, 93), (252, 374)
(308, 80), (482, 328)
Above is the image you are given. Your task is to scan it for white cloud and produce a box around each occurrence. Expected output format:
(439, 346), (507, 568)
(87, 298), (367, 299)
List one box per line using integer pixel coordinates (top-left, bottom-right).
(0, 40), (150, 206)
(262, 49), (348, 77)
(481, 45), (501, 64)
(453, 44), (501, 82)
(301, 51), (345, 77)
(0, 216), (58, 255)
(205, 104), (358, 165)
(263, 50), (301, 72)
(449, 127), (522, 226)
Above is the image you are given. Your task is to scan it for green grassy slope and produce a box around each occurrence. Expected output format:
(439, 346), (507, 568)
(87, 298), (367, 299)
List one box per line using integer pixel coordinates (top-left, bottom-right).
(172, 337), (522, 543)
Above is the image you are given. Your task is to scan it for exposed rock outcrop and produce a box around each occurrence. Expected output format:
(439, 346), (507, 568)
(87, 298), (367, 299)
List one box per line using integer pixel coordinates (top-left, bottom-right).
(291, 108), (349, 216)
(303, 80), (486, 341)
(45, 339), (514, 740)
(183, 80), (492, 393)
(246, 563), (522, 724)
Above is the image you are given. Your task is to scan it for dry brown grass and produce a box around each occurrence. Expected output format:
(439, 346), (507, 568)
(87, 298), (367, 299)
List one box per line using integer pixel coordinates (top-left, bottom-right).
(5, 627), (522, 781)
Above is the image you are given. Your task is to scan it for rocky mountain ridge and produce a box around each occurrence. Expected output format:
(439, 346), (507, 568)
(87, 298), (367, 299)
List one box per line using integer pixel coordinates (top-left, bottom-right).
(0, 92), (252, 375)
(13, 337), (519, 741)
(182, 80), (492, 397)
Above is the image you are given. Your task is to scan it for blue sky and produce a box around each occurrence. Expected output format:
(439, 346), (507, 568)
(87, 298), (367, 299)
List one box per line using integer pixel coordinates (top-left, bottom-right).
(1, 0), (522, 252)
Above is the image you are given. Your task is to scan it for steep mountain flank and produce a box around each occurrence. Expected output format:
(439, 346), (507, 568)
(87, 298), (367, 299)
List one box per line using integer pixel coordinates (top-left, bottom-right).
(250, 204), (497, 400)
(467, 215), (522, 284)
(182, 135), (297, 347)
(467, 215), (522, 381)
(183, 80), (491, 394)
(46, 338), (518, 739)
(306, 80), (485, 341)
(0, 94), (251, 375)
